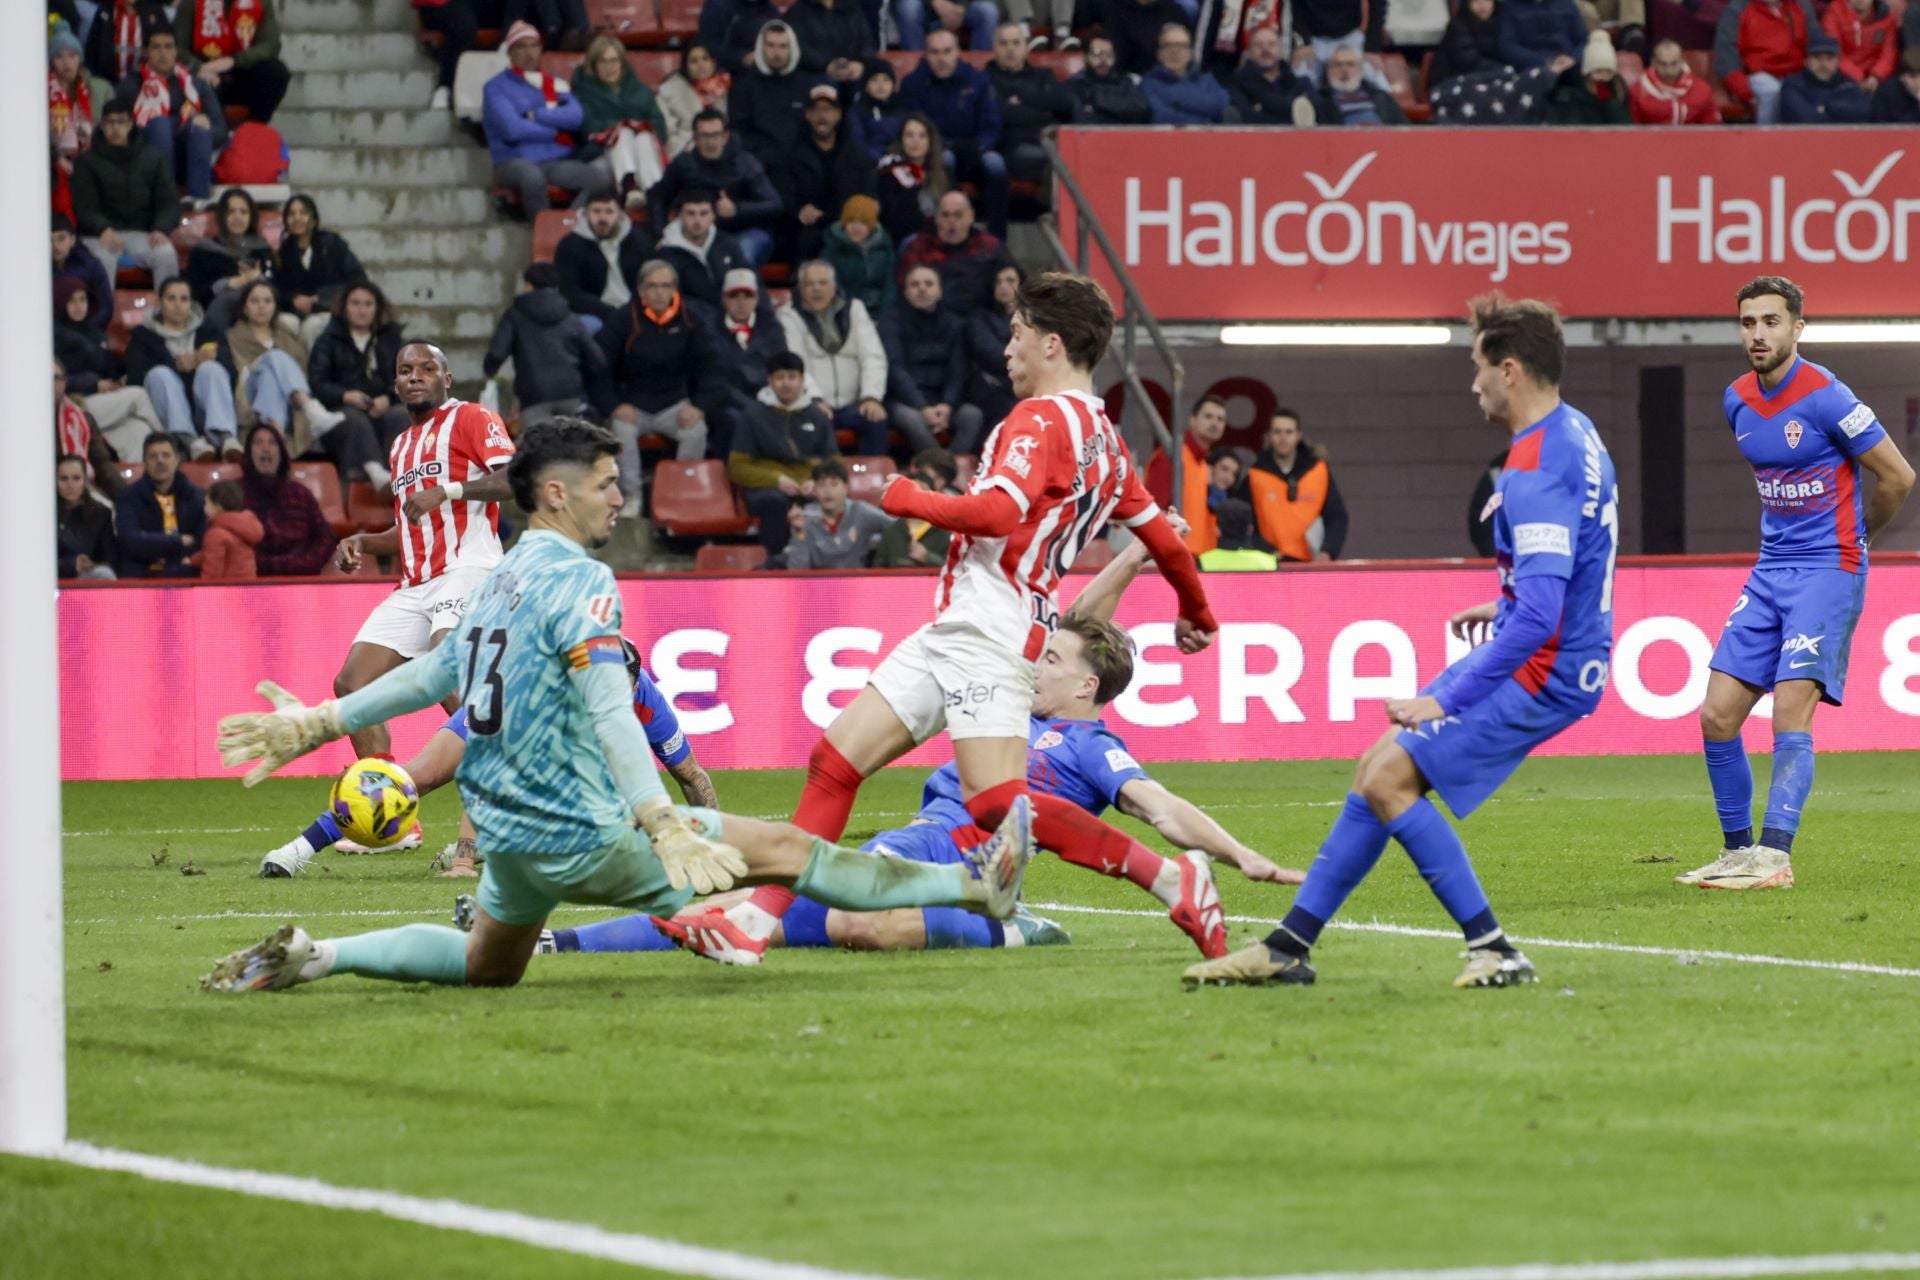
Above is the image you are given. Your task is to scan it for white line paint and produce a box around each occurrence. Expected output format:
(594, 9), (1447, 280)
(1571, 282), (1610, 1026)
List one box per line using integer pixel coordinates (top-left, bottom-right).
(1024, 903), (1920, 980)
(53, 1142), (900, 1280)
(38, 1143), (1920, 1280)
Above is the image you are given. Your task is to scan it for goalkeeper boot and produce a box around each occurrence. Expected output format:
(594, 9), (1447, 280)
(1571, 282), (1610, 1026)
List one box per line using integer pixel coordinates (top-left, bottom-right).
(964, 794), (1034, 921)
(1167, 850), (1228, 959)
(1182, 942), (1316, 988)
(654, 906), (769, 966)
(1675, 846), (1753, 886)
(338, 818), (424, 856)
(1006, 905), (1071, 947)
(1454, 946), (1538, 989)
(452, 894), (477, 933)
(1698, 845), (1794, 891)
(201, 924), (315, 993)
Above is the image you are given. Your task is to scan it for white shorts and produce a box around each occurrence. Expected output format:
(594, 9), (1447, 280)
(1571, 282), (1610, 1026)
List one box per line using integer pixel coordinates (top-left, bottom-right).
(351, 565), (490, 658)
(868, 620), (1035, 744)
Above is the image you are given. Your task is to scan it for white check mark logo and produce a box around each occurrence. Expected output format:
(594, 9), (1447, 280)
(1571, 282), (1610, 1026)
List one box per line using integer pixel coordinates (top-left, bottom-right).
(1789, 658), (1818, 669)
(1736, 432), (1754, 441)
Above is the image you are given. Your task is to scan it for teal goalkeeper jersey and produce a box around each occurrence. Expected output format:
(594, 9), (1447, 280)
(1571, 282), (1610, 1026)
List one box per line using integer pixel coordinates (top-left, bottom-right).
(434, 529), (635, 856)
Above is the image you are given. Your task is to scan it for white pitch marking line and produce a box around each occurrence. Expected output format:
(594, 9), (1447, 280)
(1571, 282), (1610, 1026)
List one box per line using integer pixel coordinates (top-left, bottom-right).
(38, 1144), (1920, 1280)
(1024, 903), (1920, 980)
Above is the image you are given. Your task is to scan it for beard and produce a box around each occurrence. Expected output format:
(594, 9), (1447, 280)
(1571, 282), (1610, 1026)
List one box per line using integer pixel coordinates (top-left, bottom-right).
(1748, 343), (1793, 376)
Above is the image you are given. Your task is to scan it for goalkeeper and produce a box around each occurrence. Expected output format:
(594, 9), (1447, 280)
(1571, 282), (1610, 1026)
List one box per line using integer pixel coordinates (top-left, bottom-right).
(204, 418), (1033, 994)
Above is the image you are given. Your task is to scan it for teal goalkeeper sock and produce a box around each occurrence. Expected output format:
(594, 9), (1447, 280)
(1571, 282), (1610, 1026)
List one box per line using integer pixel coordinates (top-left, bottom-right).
(791, 838), (975, 911)
(327, 924), (469, 985)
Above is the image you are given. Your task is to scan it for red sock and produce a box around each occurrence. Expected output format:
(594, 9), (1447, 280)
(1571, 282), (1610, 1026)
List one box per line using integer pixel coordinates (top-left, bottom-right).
(749, 739), (869, 921)
(1029, 793), (1167, 894)
(962, 779), (1028, 831)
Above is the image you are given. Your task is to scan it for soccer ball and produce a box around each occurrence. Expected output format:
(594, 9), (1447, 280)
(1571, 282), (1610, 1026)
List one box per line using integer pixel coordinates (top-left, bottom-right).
(329, 759), (419, 848)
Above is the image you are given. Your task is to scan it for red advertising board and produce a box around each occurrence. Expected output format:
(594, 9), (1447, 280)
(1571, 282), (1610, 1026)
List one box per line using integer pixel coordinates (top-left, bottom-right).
(1052, 127), (1920, 321)
(59, 565), (1920, 782)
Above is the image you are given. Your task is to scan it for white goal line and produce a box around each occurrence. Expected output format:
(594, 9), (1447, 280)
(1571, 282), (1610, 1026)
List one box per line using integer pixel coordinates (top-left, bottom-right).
(36, 1142), (1920, 1280)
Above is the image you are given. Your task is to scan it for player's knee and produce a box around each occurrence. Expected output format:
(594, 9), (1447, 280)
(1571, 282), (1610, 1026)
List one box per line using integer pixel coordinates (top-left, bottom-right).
(466, 957), (527, 988)
(333, 667), (358, 700)
(1699, 701), (1742, 741)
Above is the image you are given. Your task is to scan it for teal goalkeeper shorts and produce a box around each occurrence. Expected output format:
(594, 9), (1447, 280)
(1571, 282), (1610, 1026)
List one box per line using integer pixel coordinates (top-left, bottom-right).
(476, 807), (723, 926)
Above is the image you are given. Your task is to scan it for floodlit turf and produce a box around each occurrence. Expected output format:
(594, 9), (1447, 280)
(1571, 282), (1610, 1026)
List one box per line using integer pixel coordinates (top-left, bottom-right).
(14, 753), (1920, 1279)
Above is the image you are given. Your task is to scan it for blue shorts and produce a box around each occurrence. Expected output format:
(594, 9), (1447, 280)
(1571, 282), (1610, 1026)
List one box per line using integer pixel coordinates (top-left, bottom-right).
(1398, 652), (1600, 819)
(860, 821), (971, 866)
(1710, 565), (1866, 706)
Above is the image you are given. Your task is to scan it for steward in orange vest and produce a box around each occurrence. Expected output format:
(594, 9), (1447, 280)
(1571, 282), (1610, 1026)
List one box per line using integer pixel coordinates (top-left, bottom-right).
(1240, 423), (1349, 562)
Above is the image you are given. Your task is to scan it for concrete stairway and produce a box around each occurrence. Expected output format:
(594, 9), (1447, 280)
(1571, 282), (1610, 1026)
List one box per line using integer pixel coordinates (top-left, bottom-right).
(274, 0), (523, 389)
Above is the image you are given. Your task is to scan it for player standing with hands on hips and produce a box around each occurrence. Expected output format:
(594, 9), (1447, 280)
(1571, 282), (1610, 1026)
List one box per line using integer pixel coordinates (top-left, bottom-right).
(1680, 277), (1913, 891)
(660, 272), (1227, 966)
(1187, 295), (1618, 991)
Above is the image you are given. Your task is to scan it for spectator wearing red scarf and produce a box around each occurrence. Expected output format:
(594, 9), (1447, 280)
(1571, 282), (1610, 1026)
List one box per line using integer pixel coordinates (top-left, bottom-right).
(49, 21), (108, 167)
(117, 25), (228, 202)
(173, 0), (291, 122)
(482, 21), (614, 213)
(1630, 36), (1723, 121)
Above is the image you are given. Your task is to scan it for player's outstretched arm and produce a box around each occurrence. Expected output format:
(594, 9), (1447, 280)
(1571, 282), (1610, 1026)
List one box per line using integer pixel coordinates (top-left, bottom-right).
(1115, 778), (1304, 884)
(879, 474), (1023, 537)
(668, 752), (720, 809)
(335, 525), (403, 571)
(1860, 437), (1916, 543)
(1065, 535), (1152, 623)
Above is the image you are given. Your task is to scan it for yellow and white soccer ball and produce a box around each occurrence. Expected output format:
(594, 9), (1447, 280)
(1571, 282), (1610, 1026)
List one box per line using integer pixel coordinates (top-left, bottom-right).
(329, 758), (420, 848)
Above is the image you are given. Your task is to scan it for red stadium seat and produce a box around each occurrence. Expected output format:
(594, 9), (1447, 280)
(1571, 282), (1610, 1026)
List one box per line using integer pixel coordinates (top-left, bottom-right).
(952, 454), (978, 490)
(114, 264), (153, 289)
(653, 460), (752, 535)
(588, 0), (663, 44)
(844, 456), (897, 505)
(1029, 50), (1083, 78)
(289, 461), (358, 538)
(107, 290), (155, 358)
(879, 50), (921, 80)
(758, 262), (792, 287)
(1369, 53), (1426, 121)
(1616, 49), (1645, 89)
(1075, 538), (1115, 570)
(532, 209), (579, 264)
(694, 542), (769, 572)
(110, 459), (141, 487)
(659, 0), (705, 41)
(629, 50), (681, 85)
(539, 52), (584, 82)
(347, 480), (393, 533)
(1685, 49), (1749, 120)
(180, 461), (241, 489)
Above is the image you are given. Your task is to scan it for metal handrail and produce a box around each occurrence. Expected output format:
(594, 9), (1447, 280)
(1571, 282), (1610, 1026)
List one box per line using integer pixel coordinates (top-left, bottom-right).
(1039, 129), (1185, 488)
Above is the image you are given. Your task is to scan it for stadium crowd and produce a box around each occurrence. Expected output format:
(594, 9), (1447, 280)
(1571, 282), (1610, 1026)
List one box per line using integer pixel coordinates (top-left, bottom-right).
(49, 0), (1920, 579)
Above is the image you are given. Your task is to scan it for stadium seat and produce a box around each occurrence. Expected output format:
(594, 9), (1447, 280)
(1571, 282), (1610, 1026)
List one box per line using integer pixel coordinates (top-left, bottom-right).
(629, 51), (680, 86)
(532, 210), (579, 264)
(844, 456), (897, 505)
(879, 51), (920, 80)
(693, 542), (769, 572)
(538, 52), (583, 83)
(1615, 49), (1645, 89)
(588, 0), (663, 43)
(659, 0), (705, 42)
(652, 459), (752, 535)
(114, 264), (153, 290)
(1371, 53), (1427, 121)
(758, 262), (792, 287)
(1029, 50), (1084, 78)
(1075, 538), (1115, 570)
(347, 480), (393, 533)
(107, 290), (155, 358)
(290, 461), (358, 539)
(1685, 49), (1749, 120)
(180, 461), (241, 489)
(952, 454), (978, 490)
(110, 459), (141, 487)
(170, 209), (216, 256)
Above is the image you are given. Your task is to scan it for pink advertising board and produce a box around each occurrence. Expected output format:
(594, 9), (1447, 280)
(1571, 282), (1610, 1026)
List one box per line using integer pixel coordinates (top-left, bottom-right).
(60, 564), (1920, 782)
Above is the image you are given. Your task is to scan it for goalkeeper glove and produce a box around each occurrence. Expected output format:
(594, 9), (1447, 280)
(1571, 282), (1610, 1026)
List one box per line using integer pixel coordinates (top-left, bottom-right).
(216, 680), (348, 787)
(636, 797), (748, 895)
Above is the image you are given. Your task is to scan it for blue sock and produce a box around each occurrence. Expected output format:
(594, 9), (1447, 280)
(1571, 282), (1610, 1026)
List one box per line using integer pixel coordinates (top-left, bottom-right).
(1702, 737), (1755, 849)
(559, 914), (679, 953)
(923, 906), (1001, 949)
(781, 898), (833, 948)
(1761, 731), (1814, 855)
(1387, 798), (1500, 942)
(1265, 794), (1391, 955)
(301, 811), (342, 853)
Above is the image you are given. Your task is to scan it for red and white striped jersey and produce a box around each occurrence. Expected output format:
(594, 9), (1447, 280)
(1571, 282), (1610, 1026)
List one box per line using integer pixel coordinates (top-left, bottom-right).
(388, 399), (516, 587)
(936, 390), (1160, 661)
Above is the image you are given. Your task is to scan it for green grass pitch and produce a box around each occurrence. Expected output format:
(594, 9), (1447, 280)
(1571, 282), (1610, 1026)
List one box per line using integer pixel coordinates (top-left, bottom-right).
(9, 753), (1920, 1279)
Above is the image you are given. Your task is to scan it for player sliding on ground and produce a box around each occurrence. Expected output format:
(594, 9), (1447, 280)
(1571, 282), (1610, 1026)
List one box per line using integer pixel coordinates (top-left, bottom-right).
(203, 420), (1033, 994)
(1679, 276), (1913, 892)
(662, 272), (1226, 966)
(1186, 295), (1618, 991)
(549, 535), (1301, 957)
(255, 639), (717, 879)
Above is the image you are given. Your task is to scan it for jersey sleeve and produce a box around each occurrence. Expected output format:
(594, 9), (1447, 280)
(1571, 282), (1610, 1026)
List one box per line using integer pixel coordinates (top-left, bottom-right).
(1110, 460), (1163, 528)
(977, 401), (1075, 517)
(550, 563), (626, 666)
(1821, 380), (1887, 459)
(632, 670), (692, 766)
(457, 404), (517, 474)
(1079, 730), (1149, 808)
(1501, 468), (1581, 582)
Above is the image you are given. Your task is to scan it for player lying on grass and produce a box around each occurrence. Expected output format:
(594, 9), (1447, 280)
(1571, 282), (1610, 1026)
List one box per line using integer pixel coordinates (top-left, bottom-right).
(256, 639), (717, 879)
(203, 419), (1034, 994)
(1185, 295), (1618, 992)
(547, 536), (1301, 958)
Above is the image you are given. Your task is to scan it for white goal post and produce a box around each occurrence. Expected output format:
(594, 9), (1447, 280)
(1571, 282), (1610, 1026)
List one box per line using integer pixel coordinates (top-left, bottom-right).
(2, 0), (68, 1155)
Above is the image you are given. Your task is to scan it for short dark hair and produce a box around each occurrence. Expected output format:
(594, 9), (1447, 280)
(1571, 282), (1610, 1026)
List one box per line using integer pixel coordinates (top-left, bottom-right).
(675, 187), (717, 212)
(1213, 497), (1256, 543)
(1736, 275), (1804, 320)
(102, 94), (136, 119)
(813, 457), (849, 484)
(1270, 406), (1301, 428)
(52, 212), (75, 236)
(142, 432), (176, 459)
(56, 452), (87, 472)
(1056, 613), (1135, 706)
(1014, 272), (1114, 373)
(1206, 445), (1240, 468)
(332, 279), (390, 326)
(144, 25), (174, 47)
(767, 351), (806, 375)
(523, 262), (559, 290)
(584, 189), (621, 207)
(1192, 394), (1227, 417)
(692, 107), (727, 131)
(159, 275), (192, 297)
(911, 447), (958, 489)
(507, 418), (620, 513)
(207, 479), (245, 510)
(1468, 293), (1565, 387)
